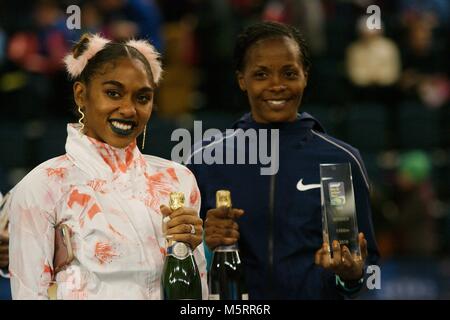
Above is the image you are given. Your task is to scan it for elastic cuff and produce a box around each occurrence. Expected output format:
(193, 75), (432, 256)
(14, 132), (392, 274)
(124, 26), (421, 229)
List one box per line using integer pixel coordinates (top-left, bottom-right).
(335, 274), (364, 294)
(0, 267), (10, 278)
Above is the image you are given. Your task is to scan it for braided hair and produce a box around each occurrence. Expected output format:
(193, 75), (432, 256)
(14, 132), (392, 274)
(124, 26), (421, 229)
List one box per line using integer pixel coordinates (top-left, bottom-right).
(233, 21), (311, 74)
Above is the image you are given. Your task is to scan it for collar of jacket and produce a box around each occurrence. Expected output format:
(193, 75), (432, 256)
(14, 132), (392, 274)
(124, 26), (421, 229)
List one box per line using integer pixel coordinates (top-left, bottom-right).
(232, 112), (326, 133)
(231, 112), (326, 147)
(65, 123), (145, 180)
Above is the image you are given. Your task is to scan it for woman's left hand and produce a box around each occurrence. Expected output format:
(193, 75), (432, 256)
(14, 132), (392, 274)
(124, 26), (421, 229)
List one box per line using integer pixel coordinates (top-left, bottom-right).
(315, 232), (368, 281)
(160, 205), (203, 250)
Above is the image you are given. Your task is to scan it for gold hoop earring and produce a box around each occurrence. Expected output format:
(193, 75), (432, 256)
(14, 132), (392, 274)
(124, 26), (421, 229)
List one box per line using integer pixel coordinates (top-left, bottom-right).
(141, 125), (147, 150)
(77, 106), (85, 134)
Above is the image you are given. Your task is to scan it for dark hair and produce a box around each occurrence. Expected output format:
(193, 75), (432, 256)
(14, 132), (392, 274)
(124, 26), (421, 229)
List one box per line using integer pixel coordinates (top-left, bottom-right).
(71, 34), (154, 84)
(233, 21), (311, 73)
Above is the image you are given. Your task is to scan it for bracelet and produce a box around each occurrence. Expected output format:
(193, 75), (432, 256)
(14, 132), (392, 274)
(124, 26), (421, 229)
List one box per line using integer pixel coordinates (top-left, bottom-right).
(0, 268), (10, 279)
(335, 274), (364, 293)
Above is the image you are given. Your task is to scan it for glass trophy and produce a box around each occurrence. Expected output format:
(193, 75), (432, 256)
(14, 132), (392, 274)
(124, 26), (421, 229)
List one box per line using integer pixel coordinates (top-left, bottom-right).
(320, 163), (361, 260)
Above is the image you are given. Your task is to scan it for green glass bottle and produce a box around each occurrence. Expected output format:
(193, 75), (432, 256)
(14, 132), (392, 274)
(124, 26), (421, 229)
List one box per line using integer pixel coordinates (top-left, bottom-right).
(161, 192), (202, 300)
(208, 190), (249, 300)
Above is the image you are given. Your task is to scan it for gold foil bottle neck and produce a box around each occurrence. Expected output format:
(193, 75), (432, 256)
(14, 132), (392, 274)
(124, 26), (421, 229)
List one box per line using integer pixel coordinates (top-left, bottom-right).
(169, 192), (185, 210)
(216, 190), (232, 208)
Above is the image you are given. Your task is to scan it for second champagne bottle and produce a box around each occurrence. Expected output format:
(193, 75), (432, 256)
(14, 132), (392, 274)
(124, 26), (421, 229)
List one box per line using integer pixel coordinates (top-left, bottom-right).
(208, 190), (249, 300)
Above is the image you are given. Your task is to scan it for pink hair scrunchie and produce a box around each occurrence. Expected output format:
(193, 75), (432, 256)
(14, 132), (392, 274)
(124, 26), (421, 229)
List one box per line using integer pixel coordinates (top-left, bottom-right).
(64, 34), (110, 80)
(63, 34), (162, 84)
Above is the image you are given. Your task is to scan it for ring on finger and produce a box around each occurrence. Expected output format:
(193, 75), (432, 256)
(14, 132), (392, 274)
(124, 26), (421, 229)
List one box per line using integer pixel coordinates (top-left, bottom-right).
(188, 224), (195, 234)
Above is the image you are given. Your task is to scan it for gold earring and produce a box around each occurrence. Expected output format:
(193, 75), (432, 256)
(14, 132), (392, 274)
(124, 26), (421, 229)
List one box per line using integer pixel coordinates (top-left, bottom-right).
(141, 125), (147, 150)
(78, 106), (85, 134)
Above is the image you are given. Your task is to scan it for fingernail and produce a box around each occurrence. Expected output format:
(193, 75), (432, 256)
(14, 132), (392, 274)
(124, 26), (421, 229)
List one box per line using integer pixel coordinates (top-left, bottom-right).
(166, 235), (173, 239)
(163, 216), (171, 224)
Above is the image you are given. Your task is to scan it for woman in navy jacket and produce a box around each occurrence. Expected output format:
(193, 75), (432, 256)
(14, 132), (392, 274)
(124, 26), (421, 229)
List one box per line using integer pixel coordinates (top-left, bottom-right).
(188, 21), (379, 299)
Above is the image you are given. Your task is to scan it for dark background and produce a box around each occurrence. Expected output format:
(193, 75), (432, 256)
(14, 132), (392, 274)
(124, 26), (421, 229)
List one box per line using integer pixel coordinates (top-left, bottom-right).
(0, 0), (449, 299)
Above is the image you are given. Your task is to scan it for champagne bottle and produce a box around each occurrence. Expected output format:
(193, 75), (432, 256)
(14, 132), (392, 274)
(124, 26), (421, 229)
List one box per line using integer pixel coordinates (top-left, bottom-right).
(161, 192), (202, 300)
(208, 190), (249, 300)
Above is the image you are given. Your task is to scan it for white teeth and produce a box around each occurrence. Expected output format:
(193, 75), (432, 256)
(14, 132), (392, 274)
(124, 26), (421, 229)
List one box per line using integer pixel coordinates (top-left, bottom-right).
(111, 121), (133, 131)
(267, 100), (286, 105)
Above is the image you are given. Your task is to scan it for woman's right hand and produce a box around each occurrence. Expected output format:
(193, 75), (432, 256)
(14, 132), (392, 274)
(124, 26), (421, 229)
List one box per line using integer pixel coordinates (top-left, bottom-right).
(204, 207), (244, 250)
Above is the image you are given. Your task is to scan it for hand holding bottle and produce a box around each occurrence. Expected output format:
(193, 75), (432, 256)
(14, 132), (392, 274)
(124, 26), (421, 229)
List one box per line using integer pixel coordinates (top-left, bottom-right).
(160, 204), (203, 250)
(161, 192), (203, 300)
(208, 190), (249, 300)
(204, 207), (244, 250)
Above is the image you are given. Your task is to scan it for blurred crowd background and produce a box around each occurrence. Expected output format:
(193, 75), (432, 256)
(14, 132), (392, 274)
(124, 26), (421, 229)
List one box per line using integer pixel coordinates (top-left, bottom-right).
(0, 0), (449, 299)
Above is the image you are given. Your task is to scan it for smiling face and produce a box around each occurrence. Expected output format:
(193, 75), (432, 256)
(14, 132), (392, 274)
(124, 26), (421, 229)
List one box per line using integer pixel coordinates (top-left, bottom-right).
(74, 57), (154, 148)
(237, 36), (308, 123)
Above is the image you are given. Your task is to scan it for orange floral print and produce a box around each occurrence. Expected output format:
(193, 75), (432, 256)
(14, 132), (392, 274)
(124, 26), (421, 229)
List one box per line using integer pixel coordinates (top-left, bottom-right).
(87, 203), (101, 220)
(68, 189), (91, 209)
(46, 168), (67, 179)
(87, 179), (107, 193)
(190, 187), (199, 207)
(94, 242), (118, 264)
(166, 168), (179, 182)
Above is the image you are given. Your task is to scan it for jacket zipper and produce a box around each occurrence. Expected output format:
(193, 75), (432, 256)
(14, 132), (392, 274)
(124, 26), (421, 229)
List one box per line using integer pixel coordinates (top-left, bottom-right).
(268, 173), (276, 296)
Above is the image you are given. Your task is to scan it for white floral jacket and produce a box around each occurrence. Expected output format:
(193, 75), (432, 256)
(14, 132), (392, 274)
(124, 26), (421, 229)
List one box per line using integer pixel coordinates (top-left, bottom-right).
(7, 124), (207, 299)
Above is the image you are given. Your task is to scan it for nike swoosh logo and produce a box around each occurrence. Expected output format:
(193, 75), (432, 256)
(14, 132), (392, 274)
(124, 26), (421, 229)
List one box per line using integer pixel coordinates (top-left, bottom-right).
(296, 179), (321, 191)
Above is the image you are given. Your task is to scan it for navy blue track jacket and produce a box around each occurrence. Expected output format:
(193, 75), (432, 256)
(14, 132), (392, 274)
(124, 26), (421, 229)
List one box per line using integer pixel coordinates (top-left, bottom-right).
(187, 112), (379, 299)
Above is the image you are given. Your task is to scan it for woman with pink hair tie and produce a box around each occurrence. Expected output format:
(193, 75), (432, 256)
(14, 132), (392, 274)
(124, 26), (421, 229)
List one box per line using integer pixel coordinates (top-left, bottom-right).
(5, 34), (207, 299)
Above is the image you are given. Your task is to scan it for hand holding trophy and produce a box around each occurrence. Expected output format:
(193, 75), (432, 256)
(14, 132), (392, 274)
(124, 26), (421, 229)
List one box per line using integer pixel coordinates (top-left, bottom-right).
(314, 163), (368, 283)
